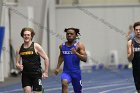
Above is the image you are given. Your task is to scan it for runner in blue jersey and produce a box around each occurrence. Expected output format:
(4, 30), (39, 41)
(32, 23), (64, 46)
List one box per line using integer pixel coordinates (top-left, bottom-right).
(127, 22), (140, 93)
(54, 27), (87, 93)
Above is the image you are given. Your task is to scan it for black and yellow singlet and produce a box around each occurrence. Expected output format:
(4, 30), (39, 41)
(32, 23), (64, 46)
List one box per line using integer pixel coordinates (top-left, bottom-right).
(19, 42), (41, 73)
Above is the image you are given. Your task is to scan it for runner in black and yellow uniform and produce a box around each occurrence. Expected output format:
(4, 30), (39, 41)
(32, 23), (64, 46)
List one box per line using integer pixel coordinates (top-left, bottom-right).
(16, 27), (49, 93)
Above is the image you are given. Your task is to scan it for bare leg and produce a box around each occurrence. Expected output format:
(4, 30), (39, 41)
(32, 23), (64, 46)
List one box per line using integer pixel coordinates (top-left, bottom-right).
(23, 86), (32, 93)
(62, 79), (68, 93)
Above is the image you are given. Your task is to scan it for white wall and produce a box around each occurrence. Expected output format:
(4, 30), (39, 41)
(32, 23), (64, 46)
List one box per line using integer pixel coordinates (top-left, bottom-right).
(10, 7), (29, 50)
(60, 0), (139, 5)
(55, 5), (140, 66)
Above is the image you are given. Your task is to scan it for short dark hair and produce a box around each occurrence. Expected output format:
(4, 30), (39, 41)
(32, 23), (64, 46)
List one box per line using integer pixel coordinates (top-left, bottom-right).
(20, 27), (35, 39)
(64, 27), (81, 36)
(133, 22), (140, 30)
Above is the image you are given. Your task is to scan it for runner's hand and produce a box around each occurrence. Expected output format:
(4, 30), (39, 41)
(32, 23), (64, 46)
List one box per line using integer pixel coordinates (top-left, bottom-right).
(71, 48), (77, 54)
(16, 64), (23, 71)
(42, 72), (48, 79)
(54, 69), (60, 75)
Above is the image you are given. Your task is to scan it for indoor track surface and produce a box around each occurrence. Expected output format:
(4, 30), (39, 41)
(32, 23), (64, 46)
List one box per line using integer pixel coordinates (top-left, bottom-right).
(0, 69), (136, 93)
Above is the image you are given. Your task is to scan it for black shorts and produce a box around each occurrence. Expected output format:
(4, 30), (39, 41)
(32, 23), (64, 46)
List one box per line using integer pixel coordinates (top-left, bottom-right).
(133, 69), (140, 90)
(22, 72), (42, 91)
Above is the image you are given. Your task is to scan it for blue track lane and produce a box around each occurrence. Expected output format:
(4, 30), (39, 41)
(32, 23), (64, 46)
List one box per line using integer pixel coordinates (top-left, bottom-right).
(0, 69), (135, 93)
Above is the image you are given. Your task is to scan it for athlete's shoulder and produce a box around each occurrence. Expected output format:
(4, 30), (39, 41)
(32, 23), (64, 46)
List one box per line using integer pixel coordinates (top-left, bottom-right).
(128, 39), (132, 45)
(59, 44), (63, 49)
(128, 39), (132, 43)
(59, 45), (62, 49)
(59, 42), (66, 48)
(77, 42), (85, 47)
(34, 42), (42, 49)
(34, 42), (40, 46)
(129, 38), (136, 44)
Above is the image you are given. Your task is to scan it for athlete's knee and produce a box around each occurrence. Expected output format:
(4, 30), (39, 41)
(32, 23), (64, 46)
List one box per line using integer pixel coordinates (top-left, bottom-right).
(62, 80), (68, 88)
(23, 86), (32, 93)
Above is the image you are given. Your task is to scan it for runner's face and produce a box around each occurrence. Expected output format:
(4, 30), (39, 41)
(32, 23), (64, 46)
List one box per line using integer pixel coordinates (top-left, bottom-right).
(134, 26), (140, 38)
(23, 31), (32, 43)
(66, 29), (76, 42)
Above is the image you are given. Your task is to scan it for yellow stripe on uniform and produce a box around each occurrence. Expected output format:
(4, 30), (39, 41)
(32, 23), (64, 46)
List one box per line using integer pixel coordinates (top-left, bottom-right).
(20, 51), (33, 55)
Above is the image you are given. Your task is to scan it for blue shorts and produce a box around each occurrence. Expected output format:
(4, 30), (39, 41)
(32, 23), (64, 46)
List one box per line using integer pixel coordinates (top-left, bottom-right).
(61, 72), (82, 93)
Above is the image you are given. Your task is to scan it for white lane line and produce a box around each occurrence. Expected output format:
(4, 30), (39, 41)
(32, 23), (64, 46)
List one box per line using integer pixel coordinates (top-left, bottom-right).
(0, 80), (133, 93)
(99, 85), (134, 93)
(83, 79), (133, 86)
(69, 82), (131, 92)
(0, 88), (22, 93)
